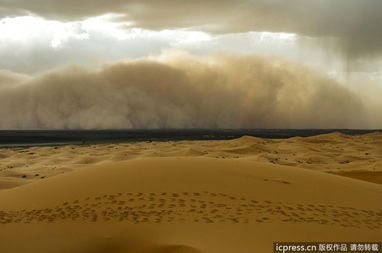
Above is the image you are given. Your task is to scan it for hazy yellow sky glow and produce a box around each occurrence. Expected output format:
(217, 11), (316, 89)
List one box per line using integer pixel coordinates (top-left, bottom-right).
(0, 1), (381, 129)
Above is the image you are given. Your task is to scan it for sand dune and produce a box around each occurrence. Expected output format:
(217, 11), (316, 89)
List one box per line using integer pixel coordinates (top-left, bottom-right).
(0, 133), (381, 252)
(0, 157), (381, 253)
(1, 133), (381, 189)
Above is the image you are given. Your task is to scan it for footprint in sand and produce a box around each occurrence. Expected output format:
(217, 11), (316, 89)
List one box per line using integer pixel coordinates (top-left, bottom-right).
(0, 192), (381, 228)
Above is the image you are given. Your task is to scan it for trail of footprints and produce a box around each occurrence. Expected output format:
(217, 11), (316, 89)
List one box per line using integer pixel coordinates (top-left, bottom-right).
(1, 192), (381, 229)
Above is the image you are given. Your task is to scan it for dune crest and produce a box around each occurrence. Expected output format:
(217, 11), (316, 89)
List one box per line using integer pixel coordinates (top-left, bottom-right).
(1, 132), (382, 190)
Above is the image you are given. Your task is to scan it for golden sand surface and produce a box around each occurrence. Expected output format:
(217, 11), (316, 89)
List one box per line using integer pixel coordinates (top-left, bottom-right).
(0, 133), (381, 252)
(1, 132), (382, 189)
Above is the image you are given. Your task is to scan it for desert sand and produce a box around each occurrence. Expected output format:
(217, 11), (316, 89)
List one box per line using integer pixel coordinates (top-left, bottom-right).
(0, 133), (381, 253)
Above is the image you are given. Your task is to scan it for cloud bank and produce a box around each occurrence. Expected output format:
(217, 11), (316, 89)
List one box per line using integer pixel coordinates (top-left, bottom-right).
(1, 0), (381, 59)
(0, 52), (379, 129)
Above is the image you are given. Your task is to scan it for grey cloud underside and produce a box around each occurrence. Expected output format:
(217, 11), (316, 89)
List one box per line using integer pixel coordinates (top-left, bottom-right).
(1, 0), (381, 58)
(0, 53), (379, 130)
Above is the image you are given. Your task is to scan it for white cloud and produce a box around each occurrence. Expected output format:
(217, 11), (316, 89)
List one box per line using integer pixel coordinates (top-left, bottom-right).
(0, 16), (50, 42)
(1, 14), (381, 79)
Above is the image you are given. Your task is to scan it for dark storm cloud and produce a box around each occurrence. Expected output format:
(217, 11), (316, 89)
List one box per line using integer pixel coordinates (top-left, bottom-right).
(0, 0), (381, 58)
(0, 52), (380, 130)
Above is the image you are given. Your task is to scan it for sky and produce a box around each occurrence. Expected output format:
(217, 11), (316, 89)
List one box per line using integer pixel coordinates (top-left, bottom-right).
(0, 0), (381, 129)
